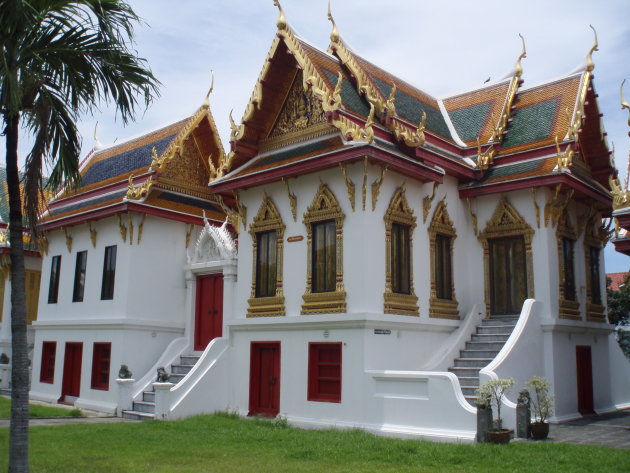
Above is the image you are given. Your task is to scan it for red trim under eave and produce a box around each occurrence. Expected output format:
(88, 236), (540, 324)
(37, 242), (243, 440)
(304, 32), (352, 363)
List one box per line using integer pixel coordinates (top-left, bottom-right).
(416, 147), (476, 180)
(0, 247), (41, 258)
(39, 201), (206, 232)
(613, 238), (630, 257)
(615, 211), (630, 231)
(211, 145), (444, 193)
(458, 173), (612, 208)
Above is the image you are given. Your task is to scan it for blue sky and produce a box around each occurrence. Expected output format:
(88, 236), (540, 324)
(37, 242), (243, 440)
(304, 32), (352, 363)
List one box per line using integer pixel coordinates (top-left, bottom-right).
(6, 0), (630, 272)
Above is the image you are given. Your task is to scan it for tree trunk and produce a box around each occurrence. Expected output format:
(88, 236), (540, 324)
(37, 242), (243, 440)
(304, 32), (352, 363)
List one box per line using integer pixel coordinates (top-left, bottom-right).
(6, 113), (30, 473)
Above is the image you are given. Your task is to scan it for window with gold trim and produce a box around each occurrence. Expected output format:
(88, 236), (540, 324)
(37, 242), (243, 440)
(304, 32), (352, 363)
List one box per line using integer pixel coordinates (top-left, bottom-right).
(428, 199), (458, 319)
(302, 183), (346, 315)
(584, 219), (605, 322)
(247, 194), (285, 317)
(557, 215), (579, 319)
(25, 270), (41, 325)
(384, 187), (418, 316)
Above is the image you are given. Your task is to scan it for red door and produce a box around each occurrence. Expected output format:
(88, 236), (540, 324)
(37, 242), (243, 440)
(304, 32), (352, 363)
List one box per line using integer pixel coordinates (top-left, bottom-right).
(60, 342), (83, 404)
(194, 274), (224, 351)
(249, 342), (281, 417)
(576, 345), (595, 415)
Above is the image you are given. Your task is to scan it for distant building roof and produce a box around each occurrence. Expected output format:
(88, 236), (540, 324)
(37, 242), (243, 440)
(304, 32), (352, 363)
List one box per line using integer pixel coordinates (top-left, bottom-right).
(608, 272), (629, 291)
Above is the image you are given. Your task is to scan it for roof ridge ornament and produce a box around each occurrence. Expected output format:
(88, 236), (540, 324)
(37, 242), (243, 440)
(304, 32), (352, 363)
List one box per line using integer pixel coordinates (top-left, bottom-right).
(274, 0), (287, 30)
(585, 25), (598, 72)
(514, 34), (527, 78)
(93, 122), (103, 150)
(202, 70), (214, 109)
(328, 0), (340, 43)
(621, 79), (630, 132)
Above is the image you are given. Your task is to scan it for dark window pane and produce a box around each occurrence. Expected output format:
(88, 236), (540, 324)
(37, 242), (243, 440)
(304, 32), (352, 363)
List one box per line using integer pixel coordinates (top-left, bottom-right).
(490, 237), (527, 315)
(308, 343), (341, 402)
(72, 251), (87, 302)
(562, 239), (576, 301)
(436, 234), (452, 300)
(391, 223), (411, 294)
(48, 255), (61, 304)
(101, 245), (117, 300)
(312, 221), (336, 293)
(39, 341), (56, 383)
(256, 231), (277, 297)
(590, 247), (601, 305)
(91, 342), (111, 390)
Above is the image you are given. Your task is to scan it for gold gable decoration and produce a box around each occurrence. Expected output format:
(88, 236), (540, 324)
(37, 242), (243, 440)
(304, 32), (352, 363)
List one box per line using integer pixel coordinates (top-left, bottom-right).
(383, 187), (419, 316)
(247, 194), (286, 317)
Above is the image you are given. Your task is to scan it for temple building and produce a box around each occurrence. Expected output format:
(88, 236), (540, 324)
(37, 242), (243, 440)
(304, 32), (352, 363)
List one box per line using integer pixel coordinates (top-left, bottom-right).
(27, 3), (629, 440)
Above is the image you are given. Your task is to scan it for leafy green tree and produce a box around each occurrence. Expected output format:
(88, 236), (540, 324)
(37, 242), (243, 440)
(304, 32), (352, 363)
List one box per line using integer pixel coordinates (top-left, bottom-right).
(0, 1), (159, 471)
(607, 271), (630, 326)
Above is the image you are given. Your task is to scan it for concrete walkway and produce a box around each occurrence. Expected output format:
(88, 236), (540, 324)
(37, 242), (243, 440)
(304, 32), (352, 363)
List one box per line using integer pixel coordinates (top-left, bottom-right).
(542, 409), (630, 449)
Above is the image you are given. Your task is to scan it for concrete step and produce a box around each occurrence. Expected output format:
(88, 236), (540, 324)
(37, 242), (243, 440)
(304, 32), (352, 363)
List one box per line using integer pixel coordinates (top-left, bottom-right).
(132, 401), (155, 414)
(457, 377), (480, 387)
(476, 325), (515, 335)
(459, 349), (501, 359)
(453, 358), (493, 368)
(169, 373), (185, 384)
(465, 341), (506, 351)
(180, 355), (201, 365)
(122, 410), (155, 421)
(481, 317), (519, 326)
(448, 367), (481, 378)
(142, 391), (155, 403)
(465, 395), (478, 406)
(171, 364), (195, 375)
(461, 386), (479, 397)
(471, 333), (510, 343)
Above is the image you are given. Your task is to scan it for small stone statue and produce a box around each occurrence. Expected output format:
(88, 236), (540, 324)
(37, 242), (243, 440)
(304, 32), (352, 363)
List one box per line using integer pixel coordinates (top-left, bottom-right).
(118, 364), (132, 379)
(0, 353), (9, 364)
(156, 366), (170, 382)
(517, 389), (531, 406)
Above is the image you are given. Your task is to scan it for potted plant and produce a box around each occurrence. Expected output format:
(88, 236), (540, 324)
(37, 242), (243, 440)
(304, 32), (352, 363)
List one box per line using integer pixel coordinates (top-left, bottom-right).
(477, 377), (515, 444)
(525, 376), (554, 440)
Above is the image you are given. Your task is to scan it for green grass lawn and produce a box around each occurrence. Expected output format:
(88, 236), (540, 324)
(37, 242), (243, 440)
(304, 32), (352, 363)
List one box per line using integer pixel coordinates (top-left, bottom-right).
(0, 396), (83, 418)
(0, 413), (628, 473)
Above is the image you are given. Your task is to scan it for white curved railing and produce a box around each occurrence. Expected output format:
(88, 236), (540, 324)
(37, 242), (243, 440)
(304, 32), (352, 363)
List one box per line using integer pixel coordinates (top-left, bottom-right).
(420, 304), (485, 371)
(131, 337), (189, 400)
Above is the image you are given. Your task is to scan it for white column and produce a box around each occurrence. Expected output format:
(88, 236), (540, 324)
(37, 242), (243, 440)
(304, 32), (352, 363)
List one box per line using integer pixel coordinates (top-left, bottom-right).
(116, 378), (135, 416)
(221, 259), (238, 340)
(0, 363), (11, 389)
(153, 382), (174, 420)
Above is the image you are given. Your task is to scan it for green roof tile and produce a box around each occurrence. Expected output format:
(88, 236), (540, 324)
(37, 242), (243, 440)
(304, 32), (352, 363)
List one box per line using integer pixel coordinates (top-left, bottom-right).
(252, 139), (333, 170)
(323, 69), (371, 117)
(449, 102), (492, 142)
(479, 159), (546, 182)
(502, 99), (559, 148)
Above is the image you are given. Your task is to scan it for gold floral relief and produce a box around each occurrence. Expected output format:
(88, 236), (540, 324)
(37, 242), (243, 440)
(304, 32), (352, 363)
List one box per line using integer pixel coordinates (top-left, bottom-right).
(383, 187), (419, 316)
(428, 198), (459, 319)
(301, 182), (346, 315)
(247, 194), (286, 317)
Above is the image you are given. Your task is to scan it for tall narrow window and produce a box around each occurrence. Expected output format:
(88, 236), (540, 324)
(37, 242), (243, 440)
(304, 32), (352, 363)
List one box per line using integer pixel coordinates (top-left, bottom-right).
(255, 231), (277, 297)
(39, 341), (56, 383)
(428, 200), (458, 318)
(302, 183), (346, 315)
(72, 251), (87, 302)
(26, 270), (41, 324)
(562, 238), (576, 301)
(589, 247), (601, 305)
(101, 245), (117, 300)
(90, 342), (111, 390)
(435, 234), (453, 300)
(308, 342), (342, 403)
(248, 195), (285, 317)
(556, 214), (579, 319)
(312, 220), (336, 293)
(48, 255), (61, 304)
(390, 223), (411, 294)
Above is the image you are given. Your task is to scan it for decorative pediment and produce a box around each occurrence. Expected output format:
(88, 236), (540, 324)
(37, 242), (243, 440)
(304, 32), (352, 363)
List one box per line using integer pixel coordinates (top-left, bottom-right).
(480, 197), (533, 239)
(384, 187), (416, 228)
(429, 199), (456, 237)
(190, 217), (237, 264)
(249, 194), (285, 236)
(303, 182), (344, 225)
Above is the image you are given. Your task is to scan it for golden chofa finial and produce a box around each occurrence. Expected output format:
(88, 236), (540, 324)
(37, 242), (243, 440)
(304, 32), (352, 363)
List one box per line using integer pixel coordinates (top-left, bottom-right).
(621, 79), (630, 128)
(202, 70), (214, 109)
(514, 34), (527, 78)
(273, 0), (287, 30)
(328, 0), (340, 43)
(585, 25), (598, 72)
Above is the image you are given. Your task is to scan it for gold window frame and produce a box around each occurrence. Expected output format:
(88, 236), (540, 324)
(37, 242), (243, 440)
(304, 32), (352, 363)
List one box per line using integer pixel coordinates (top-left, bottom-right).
(428, 199), (459, 319)
(301, 183), (346, 315)
(383, 187), (419, 316)
(583, 218), (605, 322)
(556, 214), (580, 319)
(478, 197), (535, 317)
(247, 194), (286, 317)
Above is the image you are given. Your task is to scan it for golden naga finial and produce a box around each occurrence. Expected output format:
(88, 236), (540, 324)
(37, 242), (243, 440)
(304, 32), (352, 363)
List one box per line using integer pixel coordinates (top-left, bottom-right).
(202, 70), (215, 109)
(621, 79), (630, 128)
(385, 83), (397, 117)
(476, 137), (495, 170)
(514, 34), (527, 78)
(585, 25), (598, 72)
(327, 0), (340, 43)
(273, 0), (287, 30)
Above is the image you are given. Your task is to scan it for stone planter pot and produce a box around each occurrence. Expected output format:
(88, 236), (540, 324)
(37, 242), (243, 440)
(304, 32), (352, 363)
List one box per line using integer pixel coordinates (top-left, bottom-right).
(486, 428), (513, 444)
(530, 422), (550, 440)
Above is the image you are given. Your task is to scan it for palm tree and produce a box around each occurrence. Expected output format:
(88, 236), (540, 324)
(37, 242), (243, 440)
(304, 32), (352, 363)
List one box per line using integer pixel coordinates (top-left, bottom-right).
(0, 1), (159, 471)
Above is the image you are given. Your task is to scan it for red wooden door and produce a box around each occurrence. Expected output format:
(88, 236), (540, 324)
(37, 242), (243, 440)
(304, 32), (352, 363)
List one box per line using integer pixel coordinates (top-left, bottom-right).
(249, 342), (281, 417)
(576, 345), (595, 415)
(60, 342), (83, 404)
(194, 274), (224, 351)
